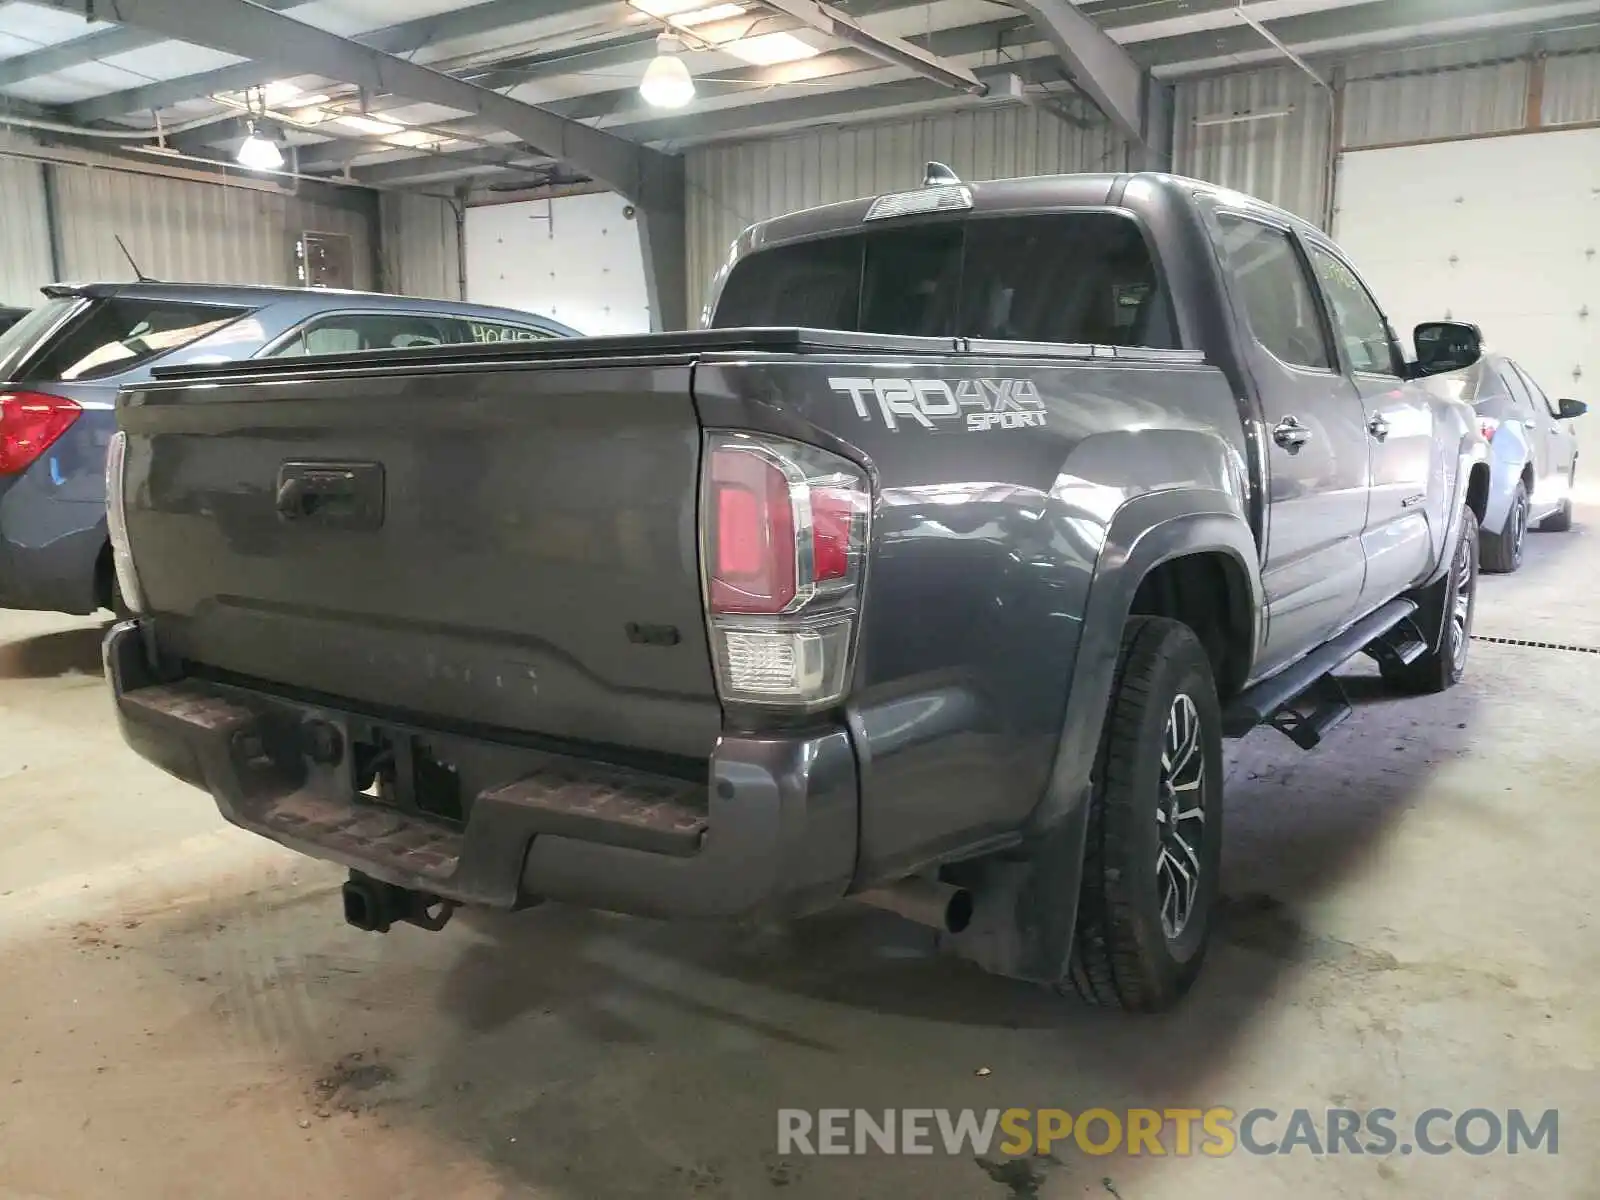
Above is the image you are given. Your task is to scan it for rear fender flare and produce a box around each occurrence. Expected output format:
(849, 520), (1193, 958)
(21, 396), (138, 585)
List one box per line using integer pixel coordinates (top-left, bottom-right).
(1030, 492), (1263, 837)
(961, 494), (1260, 984)
(1423, 437), (1491, 590)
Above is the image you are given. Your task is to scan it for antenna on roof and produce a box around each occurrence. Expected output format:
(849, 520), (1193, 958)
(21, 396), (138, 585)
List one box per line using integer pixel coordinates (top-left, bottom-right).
(923, 161), (961, 188)
(114, 235), (156, 283)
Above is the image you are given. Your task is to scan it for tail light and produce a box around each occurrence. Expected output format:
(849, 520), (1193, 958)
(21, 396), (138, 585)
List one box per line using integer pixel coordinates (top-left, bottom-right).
(105, 430), (144, 613)
(1478, 417), (1499, 442)
(701, 433), (869, 709)
(0, 390), (81, 475)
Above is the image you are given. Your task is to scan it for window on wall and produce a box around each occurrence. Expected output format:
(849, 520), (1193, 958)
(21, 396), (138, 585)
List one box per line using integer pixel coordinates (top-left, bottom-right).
(1213, 214), (1332, 371)
(1307, 246), (1398, 377)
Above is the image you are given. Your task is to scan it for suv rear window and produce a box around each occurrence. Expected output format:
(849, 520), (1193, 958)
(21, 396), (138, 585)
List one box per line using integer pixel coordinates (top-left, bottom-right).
(23, 298), (246, 382)
(711, 212), (1176, 348)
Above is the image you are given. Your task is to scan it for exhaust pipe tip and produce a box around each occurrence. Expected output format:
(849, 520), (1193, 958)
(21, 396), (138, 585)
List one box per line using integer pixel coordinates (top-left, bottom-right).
(855, 877), (974, 934)
(945, 886), (974, 935)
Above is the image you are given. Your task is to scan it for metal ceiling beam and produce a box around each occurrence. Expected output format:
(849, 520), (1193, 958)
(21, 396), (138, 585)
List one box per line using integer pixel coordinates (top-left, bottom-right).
(40, 0), (688, 328)
(1005, 0), (1148, 143)
(617, 58), (1052, 144)
(308, 17), (1033, 178)
(62, 0), (607, 124)
(1125, 0), (1596, 72)
(753, 0), (985, 93)
(43, 0), (673, 200)
(356, 144), (557, 185)
(0, 0), (304, 89)
(0, 26), (149, 88)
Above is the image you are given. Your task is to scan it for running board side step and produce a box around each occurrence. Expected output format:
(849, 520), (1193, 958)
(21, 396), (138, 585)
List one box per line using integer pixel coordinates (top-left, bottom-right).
(1223, 598), (1418, 743)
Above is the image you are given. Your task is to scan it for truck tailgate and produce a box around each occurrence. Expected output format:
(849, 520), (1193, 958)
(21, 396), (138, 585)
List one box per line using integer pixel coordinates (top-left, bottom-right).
(118, 357), (720, 761)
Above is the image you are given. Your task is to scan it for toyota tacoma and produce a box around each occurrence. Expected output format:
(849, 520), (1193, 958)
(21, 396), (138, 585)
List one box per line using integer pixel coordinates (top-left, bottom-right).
(104, 170), (1488, 1011)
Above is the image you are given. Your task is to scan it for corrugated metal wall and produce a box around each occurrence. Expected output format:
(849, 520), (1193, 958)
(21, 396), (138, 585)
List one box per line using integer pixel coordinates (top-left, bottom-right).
(686, 105), (1125, 317)
(1342, 44), (1530, 148)
(0, 132), (379, 302)
(0, 133), (55, 308)
(1173, 66), (1333, 225)
(52, 165), (375, 289)
(380, 192), (463, 299)
(1541, 47), (1600, 126)
(1170, 36), (1600, 233)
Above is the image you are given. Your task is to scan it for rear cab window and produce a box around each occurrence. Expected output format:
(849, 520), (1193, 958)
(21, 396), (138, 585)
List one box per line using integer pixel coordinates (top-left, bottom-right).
(711, 211), (1177, 348)
(20, 298), (247, 382)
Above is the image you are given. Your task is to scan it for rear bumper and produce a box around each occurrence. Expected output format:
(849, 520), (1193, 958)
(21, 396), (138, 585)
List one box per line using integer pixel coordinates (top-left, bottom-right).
(105, 620), (858, 920)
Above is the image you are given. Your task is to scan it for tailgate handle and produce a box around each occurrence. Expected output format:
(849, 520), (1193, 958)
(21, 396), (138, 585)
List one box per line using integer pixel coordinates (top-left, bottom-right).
(276, 462), (384, 529)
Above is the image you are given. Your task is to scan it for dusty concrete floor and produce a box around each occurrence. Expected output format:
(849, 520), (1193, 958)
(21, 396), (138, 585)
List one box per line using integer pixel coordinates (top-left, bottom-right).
(1, 510), (1597, 1200)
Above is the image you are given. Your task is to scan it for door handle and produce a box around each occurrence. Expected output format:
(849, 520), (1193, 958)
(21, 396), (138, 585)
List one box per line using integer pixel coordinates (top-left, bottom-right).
(1272, 416), (1312, 453)
(1367, 414), (1390, 442)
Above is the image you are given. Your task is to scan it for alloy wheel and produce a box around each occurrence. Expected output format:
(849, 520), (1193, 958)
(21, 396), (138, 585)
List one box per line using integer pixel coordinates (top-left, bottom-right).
(1156, 693), (1205, 941)
(1450, 530), (1474, 666)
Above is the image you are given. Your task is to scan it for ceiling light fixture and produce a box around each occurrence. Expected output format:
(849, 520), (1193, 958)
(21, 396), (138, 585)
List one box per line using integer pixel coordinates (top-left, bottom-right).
(722, 31), (820, 65)
(639, 33), (697, 108)
(235, 121), (284, 171)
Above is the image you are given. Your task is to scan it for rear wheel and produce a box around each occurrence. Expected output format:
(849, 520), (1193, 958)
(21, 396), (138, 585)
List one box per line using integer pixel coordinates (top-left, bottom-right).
(1480, 482), (1526, 573)
(1383, 506), (1478, 695)
(1066, 617), (1223, 1012)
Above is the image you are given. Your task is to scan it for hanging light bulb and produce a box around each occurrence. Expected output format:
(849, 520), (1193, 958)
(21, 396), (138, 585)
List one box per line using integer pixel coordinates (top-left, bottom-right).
(236, 120), (285, 172)
(639, 33), (696, 108)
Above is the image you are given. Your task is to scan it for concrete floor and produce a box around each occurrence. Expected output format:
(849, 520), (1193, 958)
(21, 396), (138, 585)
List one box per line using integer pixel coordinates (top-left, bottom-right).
(1, 511), (1597, 1200)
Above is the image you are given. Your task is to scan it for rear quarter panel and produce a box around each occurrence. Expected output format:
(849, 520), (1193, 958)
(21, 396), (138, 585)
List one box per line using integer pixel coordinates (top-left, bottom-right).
(693, 351), (1252, 884)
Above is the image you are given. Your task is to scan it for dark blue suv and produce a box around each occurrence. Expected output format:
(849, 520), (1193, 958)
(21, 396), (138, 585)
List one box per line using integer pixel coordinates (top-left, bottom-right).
(0, 282), (577, 615)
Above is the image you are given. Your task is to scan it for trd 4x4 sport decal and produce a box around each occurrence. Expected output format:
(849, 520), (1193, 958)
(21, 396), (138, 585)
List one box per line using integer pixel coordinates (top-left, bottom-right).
(829, 377), (1046, 432)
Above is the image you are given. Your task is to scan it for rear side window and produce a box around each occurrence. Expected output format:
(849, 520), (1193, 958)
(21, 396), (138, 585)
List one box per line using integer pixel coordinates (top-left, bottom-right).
(24, 298), (245, 382)
(269, 313), (555, 356)
(1510, 361), (1560, 419)
(1497, 363), (1535, 416)
(1214, 215), (1331, 371)
(270, 313), (456, 356)
(1306, 245), (1398, 376)
(457, 318), (555, 343)
(711, 212), (1178, 348)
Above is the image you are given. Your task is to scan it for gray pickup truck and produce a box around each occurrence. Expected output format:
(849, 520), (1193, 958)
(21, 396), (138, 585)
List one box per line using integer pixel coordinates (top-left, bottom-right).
(104, 169), (1488, 1012)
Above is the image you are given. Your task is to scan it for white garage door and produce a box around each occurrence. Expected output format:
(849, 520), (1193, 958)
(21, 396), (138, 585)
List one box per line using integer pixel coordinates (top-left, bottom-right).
(1333, 128), (1600, 448)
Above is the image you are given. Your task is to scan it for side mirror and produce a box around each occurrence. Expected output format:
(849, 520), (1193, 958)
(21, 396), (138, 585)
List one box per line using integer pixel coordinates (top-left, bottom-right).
(1411, 320), (1483, 378)
(1558, 398), (1588, 420)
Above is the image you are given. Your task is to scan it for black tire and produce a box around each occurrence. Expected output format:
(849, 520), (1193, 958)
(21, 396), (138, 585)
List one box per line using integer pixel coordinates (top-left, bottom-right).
(1480, 482), (1527, 573)
(1067, 617), (1224, 1013)
(1382, 506), (1478, 695)
(1537, 470), (1574, 532)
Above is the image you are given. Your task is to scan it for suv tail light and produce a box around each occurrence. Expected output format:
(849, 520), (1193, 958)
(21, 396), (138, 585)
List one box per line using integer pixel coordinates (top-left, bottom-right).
(105, 430), (144, 613)
(0, 390), (81, 475)
(1478, 417), (1499, 442)
(702, 433), (869, 709)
